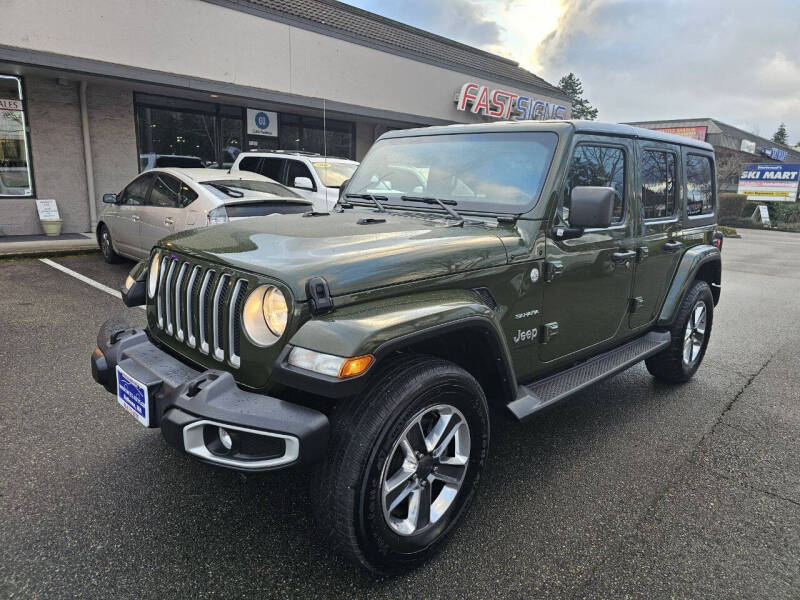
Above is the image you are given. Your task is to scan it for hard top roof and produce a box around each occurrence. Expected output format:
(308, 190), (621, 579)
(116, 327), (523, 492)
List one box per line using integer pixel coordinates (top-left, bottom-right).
(380, 120), (715, 151)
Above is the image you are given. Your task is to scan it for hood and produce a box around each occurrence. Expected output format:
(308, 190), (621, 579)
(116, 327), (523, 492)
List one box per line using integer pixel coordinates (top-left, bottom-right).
(160, 211), (511, 300)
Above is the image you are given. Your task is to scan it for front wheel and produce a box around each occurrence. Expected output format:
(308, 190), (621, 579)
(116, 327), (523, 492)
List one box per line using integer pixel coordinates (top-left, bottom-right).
(312, 355), (489, 574)
(98, 224), (122, 264)
(646, 280), (714, 383)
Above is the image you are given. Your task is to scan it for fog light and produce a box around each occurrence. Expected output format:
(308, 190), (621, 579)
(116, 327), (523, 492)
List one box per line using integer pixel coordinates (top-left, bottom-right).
(218, 427), (233, 450)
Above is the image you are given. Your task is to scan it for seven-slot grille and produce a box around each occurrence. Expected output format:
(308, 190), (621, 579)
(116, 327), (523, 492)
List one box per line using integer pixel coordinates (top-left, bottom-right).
(154, 254), (249, 368)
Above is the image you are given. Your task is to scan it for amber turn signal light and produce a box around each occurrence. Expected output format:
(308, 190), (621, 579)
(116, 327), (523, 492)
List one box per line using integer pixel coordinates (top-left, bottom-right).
(338, 354), (374, 379)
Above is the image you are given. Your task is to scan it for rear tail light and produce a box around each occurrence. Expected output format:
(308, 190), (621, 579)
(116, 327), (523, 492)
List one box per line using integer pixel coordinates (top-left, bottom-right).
(711, 230), (723, 250)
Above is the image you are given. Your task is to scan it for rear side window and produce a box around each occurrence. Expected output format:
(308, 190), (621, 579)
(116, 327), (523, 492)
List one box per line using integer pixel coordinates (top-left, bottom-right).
(260, 158), (285, 182)
(287, 160), (315, 190)
(180, 182), (198, 207)
(149, 174), (181, 208)
(641, 150), (677, 219)
(237, 157), (261, 174)
(564, 144), (626, 224)
(685, 154), (714, 216)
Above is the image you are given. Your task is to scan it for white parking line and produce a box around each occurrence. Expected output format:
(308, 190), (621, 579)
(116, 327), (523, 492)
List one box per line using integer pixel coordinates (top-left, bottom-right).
(39, 258), (146, 310)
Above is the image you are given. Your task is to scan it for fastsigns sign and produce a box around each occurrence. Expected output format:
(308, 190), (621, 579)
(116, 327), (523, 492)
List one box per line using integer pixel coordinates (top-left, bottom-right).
(456, 82), (567, 121)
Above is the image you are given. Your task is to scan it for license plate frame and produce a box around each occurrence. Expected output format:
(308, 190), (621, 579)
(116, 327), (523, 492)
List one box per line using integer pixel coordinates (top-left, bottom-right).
(116, 365), (151, 427)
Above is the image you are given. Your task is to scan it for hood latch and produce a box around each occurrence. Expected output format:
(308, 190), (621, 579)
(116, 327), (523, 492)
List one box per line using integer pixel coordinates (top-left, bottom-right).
(306, 276), (334, 315)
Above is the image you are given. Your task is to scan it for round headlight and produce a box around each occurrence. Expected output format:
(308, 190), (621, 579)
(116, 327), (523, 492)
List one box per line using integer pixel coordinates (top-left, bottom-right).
(264, 287), (288, 336)
(242, 285), (288, 346)
(147, 253), (160, 298)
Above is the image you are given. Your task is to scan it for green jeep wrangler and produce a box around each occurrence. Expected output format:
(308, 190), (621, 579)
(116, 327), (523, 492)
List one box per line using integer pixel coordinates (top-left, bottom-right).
(91, 121), (721, 573)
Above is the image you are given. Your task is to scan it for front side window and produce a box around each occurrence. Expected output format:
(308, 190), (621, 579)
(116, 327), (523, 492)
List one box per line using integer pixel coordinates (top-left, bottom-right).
(346, 132), (559, 214)
(641, 150), (677, 219)
(120, 174), (152, 206)
(564, 144), (626, 224)
(149, 174), (181, 208)
(685, 154), (714, 216)
(287, 160), (315, 190)
(0, 75), (33, 197)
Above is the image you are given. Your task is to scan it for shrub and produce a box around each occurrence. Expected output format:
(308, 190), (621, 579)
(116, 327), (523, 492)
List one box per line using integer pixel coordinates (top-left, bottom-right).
(718, 193), (748, 218)
(717, 225), (739, 237)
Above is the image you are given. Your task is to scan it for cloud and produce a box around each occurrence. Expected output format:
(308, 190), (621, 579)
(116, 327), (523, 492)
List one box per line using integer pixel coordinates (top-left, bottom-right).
(535, 0), (800, 143)
(346, 0), (503, 46)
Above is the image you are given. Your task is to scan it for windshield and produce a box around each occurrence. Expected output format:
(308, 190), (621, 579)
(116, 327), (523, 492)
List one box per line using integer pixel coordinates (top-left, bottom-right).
(347, 132), (558, 213)
(312, 161), (358, 188)
(202, 179), (301, 199)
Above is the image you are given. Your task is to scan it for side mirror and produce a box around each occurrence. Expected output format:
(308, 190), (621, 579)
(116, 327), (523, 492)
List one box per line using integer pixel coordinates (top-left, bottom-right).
(568, 186), (615, 229)
(338, 178), (350, 201)
(293, 176), (314, 190)
(102, 193), (117, 204)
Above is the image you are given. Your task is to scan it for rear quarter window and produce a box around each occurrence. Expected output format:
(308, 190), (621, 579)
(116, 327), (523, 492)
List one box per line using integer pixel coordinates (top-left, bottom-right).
(685, 154), (715, 217)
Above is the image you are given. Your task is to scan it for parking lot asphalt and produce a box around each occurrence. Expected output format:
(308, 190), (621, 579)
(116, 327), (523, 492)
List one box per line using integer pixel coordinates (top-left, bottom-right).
(1, 229), (798, 599)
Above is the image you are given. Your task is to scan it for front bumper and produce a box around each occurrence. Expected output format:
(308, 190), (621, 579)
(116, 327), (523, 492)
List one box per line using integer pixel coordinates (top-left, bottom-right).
(91, 318), (329, 471)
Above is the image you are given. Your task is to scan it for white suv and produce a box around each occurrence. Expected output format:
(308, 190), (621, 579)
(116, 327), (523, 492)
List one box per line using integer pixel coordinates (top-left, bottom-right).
(230, 151), (359, 212)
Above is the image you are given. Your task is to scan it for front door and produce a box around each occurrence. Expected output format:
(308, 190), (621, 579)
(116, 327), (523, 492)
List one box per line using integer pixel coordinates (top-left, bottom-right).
(540, 137), (636, 363)
(629, 141), (684, 329)
(113, 173), (153, 257)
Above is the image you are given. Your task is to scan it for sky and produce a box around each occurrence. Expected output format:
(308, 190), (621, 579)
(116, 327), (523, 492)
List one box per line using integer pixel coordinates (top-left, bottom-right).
(342, 0), (800, 145)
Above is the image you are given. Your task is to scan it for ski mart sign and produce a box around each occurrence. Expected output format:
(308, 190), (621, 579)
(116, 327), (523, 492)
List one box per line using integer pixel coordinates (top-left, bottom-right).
(737, 163), (800, 202)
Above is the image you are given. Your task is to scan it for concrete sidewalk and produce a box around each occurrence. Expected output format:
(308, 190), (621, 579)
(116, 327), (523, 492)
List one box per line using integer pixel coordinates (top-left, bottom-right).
(0, 233), (98, 258)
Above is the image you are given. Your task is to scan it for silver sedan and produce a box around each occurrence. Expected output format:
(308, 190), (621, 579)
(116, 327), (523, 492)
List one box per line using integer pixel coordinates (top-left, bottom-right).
(97, 168), (312, 263)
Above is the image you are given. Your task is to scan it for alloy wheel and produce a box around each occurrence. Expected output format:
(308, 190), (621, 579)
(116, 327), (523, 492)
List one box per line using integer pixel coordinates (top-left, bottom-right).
(683, 300), (707, 365)
(101, 228), (111, 258)
(380, 404), (471, 536)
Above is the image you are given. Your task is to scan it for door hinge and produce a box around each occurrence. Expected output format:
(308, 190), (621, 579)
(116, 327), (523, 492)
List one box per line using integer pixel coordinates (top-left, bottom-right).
(636, 246), (649, 263)
(541, 321), (559, 343)
(629, 296), (644, 313)
(545, 260), (564, 282)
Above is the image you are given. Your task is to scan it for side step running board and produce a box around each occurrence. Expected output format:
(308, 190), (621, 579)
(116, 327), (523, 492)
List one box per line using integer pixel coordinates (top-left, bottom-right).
(507, 331), (671, 421)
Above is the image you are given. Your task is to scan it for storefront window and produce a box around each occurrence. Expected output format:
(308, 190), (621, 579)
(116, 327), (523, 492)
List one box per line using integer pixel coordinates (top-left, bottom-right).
(0, 75), (33, 197)
(135, 94), (355, 172)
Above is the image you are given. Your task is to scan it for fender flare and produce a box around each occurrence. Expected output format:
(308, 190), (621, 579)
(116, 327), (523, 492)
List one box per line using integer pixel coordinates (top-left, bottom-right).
(657, 244), (721, 327)
(271, 290), (516, 400)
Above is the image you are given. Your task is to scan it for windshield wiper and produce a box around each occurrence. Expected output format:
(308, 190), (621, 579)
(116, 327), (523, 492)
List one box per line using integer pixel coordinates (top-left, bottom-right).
(207, 183), (244, 198)
(401, 196), (462, 221)
(345, 193), (388, 212)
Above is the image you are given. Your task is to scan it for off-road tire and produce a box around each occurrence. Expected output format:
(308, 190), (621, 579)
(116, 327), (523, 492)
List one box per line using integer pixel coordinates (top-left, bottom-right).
(646, 280), (714, 383)
(98, 224), (122, 264)
(311, 354), (490, 574)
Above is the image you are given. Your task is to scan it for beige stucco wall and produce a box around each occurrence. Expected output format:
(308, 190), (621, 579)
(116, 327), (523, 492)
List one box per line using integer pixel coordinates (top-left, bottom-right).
(1, 0), (567, 124)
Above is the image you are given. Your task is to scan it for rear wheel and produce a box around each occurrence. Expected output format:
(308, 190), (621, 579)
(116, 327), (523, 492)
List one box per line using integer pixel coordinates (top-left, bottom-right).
(312, 355), (489, 574)
(646, 280), (713, 383)
(98, 224), (122, 264)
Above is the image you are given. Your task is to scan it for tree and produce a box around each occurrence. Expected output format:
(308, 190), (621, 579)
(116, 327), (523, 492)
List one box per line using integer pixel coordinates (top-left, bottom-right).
(558, 73), (598, 120)
(771, 123), (788, 145)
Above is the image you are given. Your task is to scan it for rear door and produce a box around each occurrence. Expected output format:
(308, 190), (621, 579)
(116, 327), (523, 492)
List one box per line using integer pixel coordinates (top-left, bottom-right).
(629, 141), (683, 329)
(113, 173), (153, 257)
(139, 173), (184, 252)
(679, 149), (717, 251)
(540, 136), (637, 363)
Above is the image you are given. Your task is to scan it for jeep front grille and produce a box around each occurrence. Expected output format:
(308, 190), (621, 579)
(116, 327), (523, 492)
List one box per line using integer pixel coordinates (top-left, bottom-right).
(153, 255), (248, 368)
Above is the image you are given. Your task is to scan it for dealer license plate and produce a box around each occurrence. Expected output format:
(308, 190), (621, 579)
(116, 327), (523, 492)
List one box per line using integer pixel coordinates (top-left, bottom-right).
(116, 366), (150, 427)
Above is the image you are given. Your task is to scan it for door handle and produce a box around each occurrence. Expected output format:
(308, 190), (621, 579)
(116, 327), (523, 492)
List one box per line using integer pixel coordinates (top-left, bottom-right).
(164, 217), (174, 226)
(663, 240), (683, 253)
(131, 215), (140, 222)
(611, 250), (636, 264)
